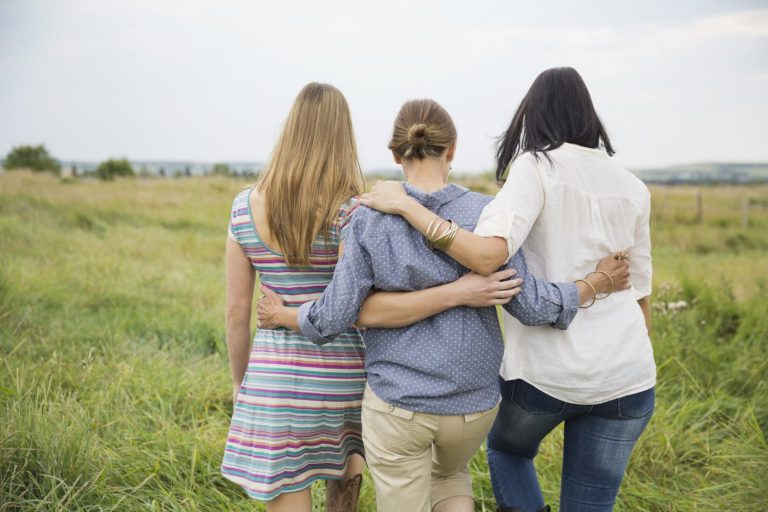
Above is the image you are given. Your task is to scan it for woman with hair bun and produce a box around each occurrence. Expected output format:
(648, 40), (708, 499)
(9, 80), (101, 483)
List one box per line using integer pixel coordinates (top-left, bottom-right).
(362, 68), (655, 512)
(257, 98), (630, 512)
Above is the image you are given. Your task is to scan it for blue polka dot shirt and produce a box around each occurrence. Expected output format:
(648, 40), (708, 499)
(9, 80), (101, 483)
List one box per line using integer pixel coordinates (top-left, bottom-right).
(297, 183), (578, 415)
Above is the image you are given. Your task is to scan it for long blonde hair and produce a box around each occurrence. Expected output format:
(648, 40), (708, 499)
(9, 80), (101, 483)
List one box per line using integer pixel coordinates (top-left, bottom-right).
(258, 83), (364, 266)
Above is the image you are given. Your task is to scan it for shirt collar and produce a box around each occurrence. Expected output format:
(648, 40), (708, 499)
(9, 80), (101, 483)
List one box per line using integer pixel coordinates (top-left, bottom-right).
(403, 182), (470, 209)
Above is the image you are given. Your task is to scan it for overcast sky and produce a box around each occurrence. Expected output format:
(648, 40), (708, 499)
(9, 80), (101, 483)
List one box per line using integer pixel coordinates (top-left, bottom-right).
(1, 0), (767, 172)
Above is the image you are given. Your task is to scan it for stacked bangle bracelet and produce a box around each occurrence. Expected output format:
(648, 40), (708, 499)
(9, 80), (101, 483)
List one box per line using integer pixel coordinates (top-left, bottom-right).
(425, 217), (459, 251)
(575, 279), (597, 308)
(576, 271), (616, 308)
(588, 271), (614, 300)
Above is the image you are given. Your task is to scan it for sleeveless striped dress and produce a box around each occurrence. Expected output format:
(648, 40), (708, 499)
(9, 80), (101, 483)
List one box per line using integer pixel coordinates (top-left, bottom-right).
(221, 188), (366, 501)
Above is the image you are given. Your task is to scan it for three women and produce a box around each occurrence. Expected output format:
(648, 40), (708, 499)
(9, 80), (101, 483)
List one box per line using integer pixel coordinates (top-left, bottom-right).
(258, 98), (627, 512)
(223, 67), (654, 512)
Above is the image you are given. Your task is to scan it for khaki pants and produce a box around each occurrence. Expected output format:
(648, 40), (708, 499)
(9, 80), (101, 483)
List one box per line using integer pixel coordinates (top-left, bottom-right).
(361, 385), (499, 512)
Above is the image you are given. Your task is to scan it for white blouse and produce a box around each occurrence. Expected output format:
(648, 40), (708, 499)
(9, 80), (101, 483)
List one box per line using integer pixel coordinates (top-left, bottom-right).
(474, 143), (656, 404)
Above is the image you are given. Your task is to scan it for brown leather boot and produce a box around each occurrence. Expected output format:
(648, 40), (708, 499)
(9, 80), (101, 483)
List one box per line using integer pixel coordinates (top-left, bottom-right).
(325, 474), (363, 512)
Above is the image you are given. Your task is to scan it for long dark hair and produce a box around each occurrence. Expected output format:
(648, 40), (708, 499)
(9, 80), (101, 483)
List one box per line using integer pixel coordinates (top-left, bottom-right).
(495, 67), (614, 184)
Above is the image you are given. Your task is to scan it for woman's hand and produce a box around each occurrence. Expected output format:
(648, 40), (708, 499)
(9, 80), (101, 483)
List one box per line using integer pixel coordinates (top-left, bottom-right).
(360, 181), (412, 214)
(256, 286), (285, 329)
(452, 268), (523, 307)
(232, 386), (240, 405)
(588, 252), (631, 294)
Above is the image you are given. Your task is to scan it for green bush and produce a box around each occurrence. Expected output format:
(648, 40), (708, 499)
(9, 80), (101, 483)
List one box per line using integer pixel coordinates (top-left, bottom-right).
(4, 144), (60, 173)
(95, 158), (135, 180)
(210, 163), (231, 176)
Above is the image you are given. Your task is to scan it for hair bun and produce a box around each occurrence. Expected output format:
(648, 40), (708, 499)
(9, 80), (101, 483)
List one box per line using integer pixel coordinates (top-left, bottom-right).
(407, 123), (429, 146)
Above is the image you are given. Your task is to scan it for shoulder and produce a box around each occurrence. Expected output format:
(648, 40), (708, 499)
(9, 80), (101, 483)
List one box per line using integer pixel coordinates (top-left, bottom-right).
(462, 190), (494, 208)
(228, 187), (254, 242)
(505, 152), (547, 185)
(346, 204), (408, 237)
(333, 195), (362, 229)
(514, 151), (541, 167)
(230, 187), (253, 216)
(506, 151), (541, 175)
(625, 171), (650, 198)
(348, 203), (381, 226)
(608, 163), (651, 203)
(337, 195), (361, 218)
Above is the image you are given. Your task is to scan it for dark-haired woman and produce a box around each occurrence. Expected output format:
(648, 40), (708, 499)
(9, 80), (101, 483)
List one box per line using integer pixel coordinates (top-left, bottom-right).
(361, 68), (655, 512)
(257, 97), (631, 512)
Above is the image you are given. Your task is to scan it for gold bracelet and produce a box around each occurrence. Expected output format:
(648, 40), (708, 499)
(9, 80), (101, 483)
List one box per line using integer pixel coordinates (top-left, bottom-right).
(587, 271), (613, 300)
(426, 218), (447, 249)
(441, 222), (460, 251)
(433, 220), (459, 251)
(428, 219), (451, 250)
(427, 219), (451, 250)
(425, 218), (440, 240)
(575, 279), (597, 308)
(426, 218), (444, 240)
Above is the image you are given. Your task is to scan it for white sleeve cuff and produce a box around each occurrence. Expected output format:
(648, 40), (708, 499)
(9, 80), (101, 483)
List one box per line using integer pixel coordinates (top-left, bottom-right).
(474, 201), (515, 264)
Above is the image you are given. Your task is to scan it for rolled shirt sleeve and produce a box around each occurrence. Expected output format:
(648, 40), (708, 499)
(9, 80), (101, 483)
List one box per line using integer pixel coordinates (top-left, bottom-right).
(502, 250), (579, 330)
(474, 154), (545, 263)
(297, 212), (375, 345)
(630, 188), (653, 299)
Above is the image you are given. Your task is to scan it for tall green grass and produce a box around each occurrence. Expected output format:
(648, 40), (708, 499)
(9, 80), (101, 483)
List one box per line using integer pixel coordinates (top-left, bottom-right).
(1, 172), (766, 510)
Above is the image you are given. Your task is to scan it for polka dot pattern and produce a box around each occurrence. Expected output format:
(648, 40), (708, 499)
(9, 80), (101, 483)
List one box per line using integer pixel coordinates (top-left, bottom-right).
(298, 183), (579, 415)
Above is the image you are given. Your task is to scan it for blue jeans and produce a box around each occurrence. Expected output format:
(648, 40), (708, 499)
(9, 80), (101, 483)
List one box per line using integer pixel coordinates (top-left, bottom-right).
(487, 379), (654, 512)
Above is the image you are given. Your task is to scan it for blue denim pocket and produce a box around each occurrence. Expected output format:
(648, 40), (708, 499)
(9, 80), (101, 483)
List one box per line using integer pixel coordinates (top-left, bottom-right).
(618, 387), (655, 419)
(511, 380), (567, 416)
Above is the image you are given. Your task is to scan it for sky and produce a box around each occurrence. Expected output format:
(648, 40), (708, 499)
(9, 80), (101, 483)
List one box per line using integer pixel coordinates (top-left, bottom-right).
(1, 0), (767, 172)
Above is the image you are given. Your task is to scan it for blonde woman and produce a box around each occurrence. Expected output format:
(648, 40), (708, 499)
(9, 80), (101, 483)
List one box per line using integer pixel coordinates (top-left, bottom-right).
(221, 83), (368, 512)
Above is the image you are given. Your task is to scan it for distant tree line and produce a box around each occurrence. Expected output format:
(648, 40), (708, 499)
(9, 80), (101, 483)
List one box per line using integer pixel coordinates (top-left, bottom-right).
(2, 144), (253, 181)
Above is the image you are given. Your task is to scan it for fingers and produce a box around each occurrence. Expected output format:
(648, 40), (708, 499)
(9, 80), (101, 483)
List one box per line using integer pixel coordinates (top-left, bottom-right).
(497, 278), (523, 290)
(491, 268), (517, 281)
(490, 287), (522, 305)
(492, 286), (522, 301)
(261, 285), (278, 297)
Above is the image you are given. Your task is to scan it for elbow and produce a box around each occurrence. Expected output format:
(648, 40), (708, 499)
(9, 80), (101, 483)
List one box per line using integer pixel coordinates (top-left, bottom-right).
(474, 252), (505, 276)
(502, 305), (547, 328)
(226, 304), (251, 328)
(473, 241), (509, 275)
(355, 310), (372, 329)
(518, 315), (546, 327)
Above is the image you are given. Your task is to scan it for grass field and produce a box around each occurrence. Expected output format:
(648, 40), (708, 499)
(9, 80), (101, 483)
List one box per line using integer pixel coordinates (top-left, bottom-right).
(1, 171), (766, 511)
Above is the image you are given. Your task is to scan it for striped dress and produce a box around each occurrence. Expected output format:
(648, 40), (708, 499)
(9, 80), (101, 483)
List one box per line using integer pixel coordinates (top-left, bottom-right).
(221, 188), (366, 501)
